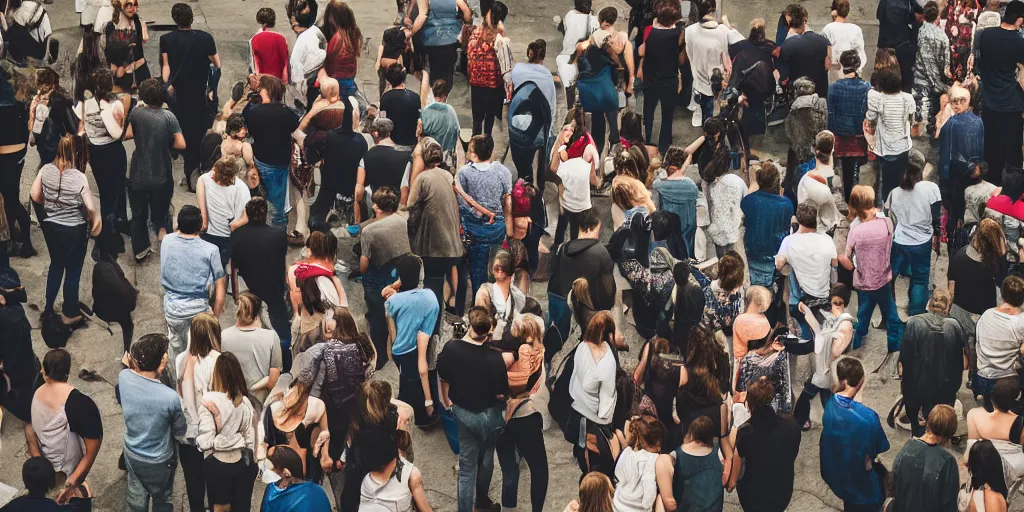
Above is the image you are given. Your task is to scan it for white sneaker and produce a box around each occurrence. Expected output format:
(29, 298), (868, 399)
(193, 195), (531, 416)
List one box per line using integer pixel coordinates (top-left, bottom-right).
(688, 97), (698, 111)
(691, 106), (702, 127)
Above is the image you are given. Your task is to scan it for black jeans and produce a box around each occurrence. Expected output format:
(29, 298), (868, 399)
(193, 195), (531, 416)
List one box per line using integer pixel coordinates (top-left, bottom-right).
(0, 149), (31, 249)
(590, 109), (619, 156)
(202, 456), (258, 509)
(553, 209), (584, 248)
(128, 184), (173, 256)
(496, 413), (548, 511)
(263, 289), (293, 372)
(423, 256), (460, 333)
(982, 109), (1024, 186)
(108, 311), (135, 354)
(905, 398), (954, 438)
(877, 152), (909, 206)
(564, 85), (577, 110)
(643, 83), (678, 154)
(173, 100), (210, 181)
(471, 85), (504, 135)
(424, 43), (459, 85)
(895, 41), (916, 93)
(178, 443), (208, 512)
(394, 350), (439, 426)
(88, 140), (128, 226)
(839, 156), (864, 202)
(794, 381), (833, 427)
(42, 222), (89, 317)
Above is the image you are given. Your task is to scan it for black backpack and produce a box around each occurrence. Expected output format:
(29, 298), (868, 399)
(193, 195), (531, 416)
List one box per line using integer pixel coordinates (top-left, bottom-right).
(41, 310), (72, 349)
(91, 260), (137, 322)
(547, 342), (579, 432)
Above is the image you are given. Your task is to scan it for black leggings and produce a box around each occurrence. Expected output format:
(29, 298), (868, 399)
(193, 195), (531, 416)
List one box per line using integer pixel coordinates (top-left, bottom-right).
(590, 110), (618, 156)
(643, 83), (677, 154)
(496, 413), (548, 511)
(471, 85), (505, 136)
(424, 43), (459, 85)
(0, 150), (31, 248)
(88, 141), (128, 225)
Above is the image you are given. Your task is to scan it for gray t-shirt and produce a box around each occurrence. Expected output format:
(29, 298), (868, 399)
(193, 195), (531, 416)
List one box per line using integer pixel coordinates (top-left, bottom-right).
(220, 325), (282, 408)
(199, 173), (250, 237)
(129, 106), (181, 191)
(456, 161), (513, 217)
(361, 213), (411, 269)
(38, 164), (88, 227)
(160, 233), (225, 319)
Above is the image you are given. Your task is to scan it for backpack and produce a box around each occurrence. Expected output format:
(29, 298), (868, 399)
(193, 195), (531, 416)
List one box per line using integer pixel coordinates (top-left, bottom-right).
(734, 60), (774, 102)
(466, 27), (501, 89)
(547, 341), (580, 431)
(41, 310), (72, 349)
(311, 340), (367, 411)
(91, 260), (137, 322)
(511, 178), (535, 217)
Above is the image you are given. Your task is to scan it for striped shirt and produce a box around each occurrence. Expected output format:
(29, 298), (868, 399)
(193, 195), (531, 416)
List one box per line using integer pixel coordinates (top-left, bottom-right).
(866, 89), (915, 156)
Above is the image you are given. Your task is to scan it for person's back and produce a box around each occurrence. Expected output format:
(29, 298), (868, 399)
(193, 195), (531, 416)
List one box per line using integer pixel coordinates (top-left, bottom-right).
(230, 221), (287, 297)
(976, 21), (1024, 113)
(380, 88), (421, 146)
(684, 20), (730, 99)
(251, 29), (289, 80)
(119, 368), (183, 462)
(159, 28), (216, 101)
(821, 381), (890, 506)
(551, 238), (616, 308)
(457, 160), (513, 215)
(322, 125), (369, 197)
(421, 101), (460, 153)
(891, 438), (959, 512)
(410, 166), (463, 258)
(653, 177), (699, 248)
(781, 31), (831, 96)
(778, 230), (837, 300)
(129, 106), (180, 191)
(828, 76), (871, 137)
(220, 326), (280, 399)
(976, 307), (1024, 379)
(437, 336), (508, 411)
(160, 232), (222, 317)
(900, 311), (964, 411)
(363, 145), (411, 194)
(741, 190), (793, 261)
(735, 405), (801, 511)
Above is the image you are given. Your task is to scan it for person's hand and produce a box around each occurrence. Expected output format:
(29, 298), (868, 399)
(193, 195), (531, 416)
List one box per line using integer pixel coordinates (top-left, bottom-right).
(485, 212), (496, 224)
(738, 94), (748, 107)
(28, 134), (35, 147)
(625, 81), (634, 95)
(426, 404), (434, 417)
(55, 475), (80, 504)
(558, 124), (573, 145)
(721, 456), (732, 486)
(566, 500), (580, 512)
(933, 234), (941, 255)
(382, 285), (397, 300)
(797, 302), (808, 315)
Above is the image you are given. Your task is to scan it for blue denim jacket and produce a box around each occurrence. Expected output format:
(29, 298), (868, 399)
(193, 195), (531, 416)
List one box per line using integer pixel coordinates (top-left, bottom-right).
(828, 77), (872, 137)
(652, 178), (699, 259)
(422, 0), (461, 47)
(939, 111), (985, 180)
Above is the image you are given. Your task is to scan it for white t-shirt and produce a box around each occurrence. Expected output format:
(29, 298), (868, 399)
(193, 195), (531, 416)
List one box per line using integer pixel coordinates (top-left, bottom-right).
(684, 21), (731, 97)
(886, 181), (941, 246)
(866, 89), (915, 157)
(821, 22), (866, 74)
(777, 231), (838, 299)
(290, 26), (326, 85)
(199, 174), (251, 237)
(557, 156), (593, 213)
(976, 309), (1024, 379)
(797, 170), (841, 234)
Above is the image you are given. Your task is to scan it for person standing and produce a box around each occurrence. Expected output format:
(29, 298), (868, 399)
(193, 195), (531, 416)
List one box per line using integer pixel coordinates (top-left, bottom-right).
(385, 255), (441, 427)
(28, 349), (102, 505)
(81, 68), (131, 231)
(437, 306), (509, 512)
(684, 0), (732, 126)
(360, 188), (411, 368)
(820, 357), (891, 512)
(890, 405), (960, 512)
(911, 1), (950, 137)
(229, 198), (291, 370)
(319, 0), (364, 97)
(250, 8), (289, 81)
(119, 334), (187, 512)
(840, 186), (903, 360)
(974, 0), (1024, 185)
(104, 0), (151, 91)
(160, 2), (220, 190)
(356, 118), (411, 222)
(876, 0), (922, 92)
(310, 96), (367, 233)
(219, 292), (283, 409)
(379, 63), (422, 147)
(466, 1), (511, 136)
(797, 131), (842, 235)
(779, 3), (831, 97)
(822, 0), (865, 83)
(885, 161), (941, 316)
(0, 65), (35, 258)
(741, 162), (793, 287)
(944, 0), (977, 83)
(639, 1), (684, 153)
(828, 50), (872, 202)
(196, 156), (251, 271)
(160, 205), (227, 380)
(793, 285), (854, 430)
(566, 311), (620, 480)
(775, 203), (838, 337)
(973, 276), (1024, 410)
(938, 85), (984, 247)
(457, 134), (513, 296)
(29, 134), (102, 326)
(899, 289), (965, 438)
(125, 78), (186, 261)
(243, 75), (300, 230)
(864, 66), (916, 203)
(411, 0), (472, 84)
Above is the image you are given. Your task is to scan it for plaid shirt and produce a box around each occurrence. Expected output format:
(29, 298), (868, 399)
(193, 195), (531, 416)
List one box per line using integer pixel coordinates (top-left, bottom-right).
(939, 111), (984, 179)
(914, 23), (950, 94)
(828, 77), (872, 137)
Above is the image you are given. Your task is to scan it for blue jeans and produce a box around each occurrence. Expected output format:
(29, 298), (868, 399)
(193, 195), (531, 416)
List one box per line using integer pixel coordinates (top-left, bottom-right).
(124, 454), (176, 512)
(452, 404), (506, 512)
(695, 92), (715, 127)
(42, 222), (88, 317)
(854, 283), (904, 352)
(890, 241), (931, 316)
(461, 209), (507, 297)
(255, 158), (290, 229)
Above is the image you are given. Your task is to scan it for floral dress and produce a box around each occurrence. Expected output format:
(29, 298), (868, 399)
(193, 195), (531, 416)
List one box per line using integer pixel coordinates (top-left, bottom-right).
(944, 2), (977, 82)
(690, 266), (744, 337)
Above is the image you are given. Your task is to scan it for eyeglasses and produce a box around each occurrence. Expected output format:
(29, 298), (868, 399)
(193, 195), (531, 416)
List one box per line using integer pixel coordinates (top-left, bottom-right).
(492, 266), (507, 274)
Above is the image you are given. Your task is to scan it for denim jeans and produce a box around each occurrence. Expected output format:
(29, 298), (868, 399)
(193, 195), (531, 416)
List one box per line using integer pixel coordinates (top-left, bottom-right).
(890, 240), (932, 316)
(256, 158), (290, 229)
(452, 404), (506, 512)
(124, 454), (176, 512)
(590, 109), (619, 155)
(854, 283), (904, 352)
(695, 92), (715, 127)
(42, 222), (88, 317)
(461, 209), (507, 297)
(362, 265), (393, 370)
(164, 311), (201, 386)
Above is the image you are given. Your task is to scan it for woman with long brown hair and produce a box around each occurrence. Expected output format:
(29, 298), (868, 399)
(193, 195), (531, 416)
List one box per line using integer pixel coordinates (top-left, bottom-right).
(30, 134), (101, 325)
(340, 380), (404, 510)
(675, 325), (734, 481)
(319, 0), (363, 97)
(564, 472), (614, 512)
(196, 156), (251, 270)
(260, 380), (331, 485)
(567, 311), (621, 479)
(466, 1), (511, 135)
(220, 291), (283, 407)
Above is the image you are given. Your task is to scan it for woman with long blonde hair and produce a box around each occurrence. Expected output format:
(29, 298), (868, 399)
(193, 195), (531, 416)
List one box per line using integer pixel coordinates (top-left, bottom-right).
(564, 472), (614, 512)
(260, 380), (332, 485)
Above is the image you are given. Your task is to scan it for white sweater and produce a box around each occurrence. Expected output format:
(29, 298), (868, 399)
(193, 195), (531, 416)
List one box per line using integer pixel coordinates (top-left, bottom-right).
(612, 447), (659, 512)
(568, 342), (617, 425)
(196, 391), (256, 461)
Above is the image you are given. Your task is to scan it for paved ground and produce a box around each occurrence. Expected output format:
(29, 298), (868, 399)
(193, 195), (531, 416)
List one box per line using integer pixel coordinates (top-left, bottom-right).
(0, 0), (981, 510)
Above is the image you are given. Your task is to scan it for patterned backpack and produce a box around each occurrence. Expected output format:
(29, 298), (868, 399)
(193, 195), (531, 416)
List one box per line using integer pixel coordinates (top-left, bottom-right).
(466, 26), (500, 89)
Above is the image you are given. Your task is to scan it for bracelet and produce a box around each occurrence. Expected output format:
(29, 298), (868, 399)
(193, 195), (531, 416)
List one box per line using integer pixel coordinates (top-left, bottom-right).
(424, 399), (434, 407)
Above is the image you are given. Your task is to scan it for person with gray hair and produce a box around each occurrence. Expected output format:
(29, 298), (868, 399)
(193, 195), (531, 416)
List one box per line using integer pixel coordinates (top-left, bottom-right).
(355, 116), (411, 224)
(785, 76), (828, 165)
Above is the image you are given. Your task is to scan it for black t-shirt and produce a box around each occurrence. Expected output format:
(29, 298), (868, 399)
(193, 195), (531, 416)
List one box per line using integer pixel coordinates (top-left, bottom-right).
(437, 339), (509, 412)
(642, 27), (682, 88)
(779, 31), (831, 97)
(877, 0), (920, 48)
(66, 389), (103, 439)
(322, 128), (369, 197)
(735, 407), (802, 512)
(243, 103), (300, 167)
(380, 88), (421, 146)
(976, 28), (1024, 113)
(362, 145), (412, 195)
(230, 223), (288, 297)
(549, 239), (617, 311)
(159, 30), (217, 100)
(947, 246), (1002, 315)
(0, 495), (64, 512)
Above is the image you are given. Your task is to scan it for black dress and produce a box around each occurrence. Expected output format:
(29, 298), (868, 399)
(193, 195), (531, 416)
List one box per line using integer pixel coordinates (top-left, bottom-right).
(263, 406), (323, 484)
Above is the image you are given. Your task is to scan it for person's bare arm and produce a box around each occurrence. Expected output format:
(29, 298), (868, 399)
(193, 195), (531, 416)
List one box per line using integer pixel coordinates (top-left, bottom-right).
(196, 176), (209, 232)
(455, 0), (472, 23)
(212, 276), (226, 318)
(209, 53), (222, 69)
(124, 122), (134, 140)
(172, 132), (186, 150)
(161, 53), (170, 81)
(726, 452), (742, 491)
(387, 312), (397, 362)
(838, 254), (854, 271)
(229, 210), (249, 231)
(633, 343), (650, 385)
(832, 321), (854, 359)
(775, 253), (787, 271)
(360, 255), (370, 273)
(503, 194), (513, 237)
(411, 0), (429, 34)
(826, 46), (834, 71)
(420, 69), (432, 108)
(474, 284), (491, 308)
(948, 280), (956, 303)
(417, 331), (434, 416)
(30, 172), (44, 204)
(409, 466), (433, 511)
(56, 435), (101, 504)
(355, 167), (367, 212)
(266, 367), (281, 391)
(655, 453), (677, 512)
(81, 183), (102, 236)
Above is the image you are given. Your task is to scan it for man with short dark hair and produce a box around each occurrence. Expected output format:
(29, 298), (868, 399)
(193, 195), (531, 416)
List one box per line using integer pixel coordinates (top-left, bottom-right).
(821, 357), (891, 511)
(244, 75), (301, 230)
(160, 3), (221, 187)
(891, 405), (959, 512)
(457, 134), (514, 295)
(360, 188), (411, 368)
(973, 275), (1024, 409)
(779, 3), (832, 97)
(912, 1), (950, 137)
(160, 205), (226, 379)
(876, 0), (923, 92)
(975, 0), (1024, 184)
(380, 62), (421, 146)
(419, 69), (461, 154)
(356, 118), (412, 223)
(126, 78), (187, 261)
(437, 305), (509, 512)
(2, 457), (62, 512)
(776, 203), (838, 336)
(230, 197), (291, 369)
(118, 334), (186, 512)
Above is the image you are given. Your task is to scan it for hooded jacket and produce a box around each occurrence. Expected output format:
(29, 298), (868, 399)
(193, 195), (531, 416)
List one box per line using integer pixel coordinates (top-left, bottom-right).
(549, 238), (616, 311)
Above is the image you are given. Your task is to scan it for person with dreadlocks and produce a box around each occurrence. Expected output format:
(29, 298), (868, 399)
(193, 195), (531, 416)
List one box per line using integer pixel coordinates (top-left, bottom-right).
(698, 116), (747, 258)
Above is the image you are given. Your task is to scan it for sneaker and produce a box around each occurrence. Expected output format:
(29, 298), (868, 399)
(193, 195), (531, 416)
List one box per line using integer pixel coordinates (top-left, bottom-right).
(475, 496), (501, 512)
(287, 231), (305, 247)
(691, 106), (702, 127)
(17, 244), (36, 258)
(134, 247), (152, 262)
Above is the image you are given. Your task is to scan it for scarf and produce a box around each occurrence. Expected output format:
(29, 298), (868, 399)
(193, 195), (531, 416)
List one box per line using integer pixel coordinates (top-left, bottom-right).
(293, 263), (333, 281)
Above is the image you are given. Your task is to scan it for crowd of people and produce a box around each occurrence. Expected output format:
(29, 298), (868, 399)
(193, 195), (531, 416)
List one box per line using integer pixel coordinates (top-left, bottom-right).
(1, 0), (1024, 510)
